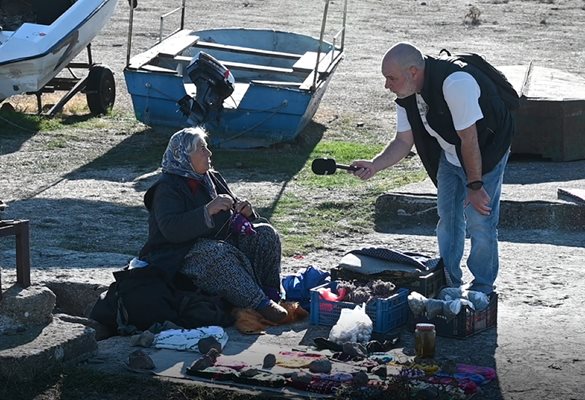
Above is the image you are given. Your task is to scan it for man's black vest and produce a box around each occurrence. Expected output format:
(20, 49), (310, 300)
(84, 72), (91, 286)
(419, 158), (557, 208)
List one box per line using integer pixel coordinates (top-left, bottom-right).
(395, 55), (516, 186)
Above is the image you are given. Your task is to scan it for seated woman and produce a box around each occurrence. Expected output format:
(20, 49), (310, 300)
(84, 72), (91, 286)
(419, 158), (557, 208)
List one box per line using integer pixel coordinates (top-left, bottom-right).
(138, 127), (288, 323)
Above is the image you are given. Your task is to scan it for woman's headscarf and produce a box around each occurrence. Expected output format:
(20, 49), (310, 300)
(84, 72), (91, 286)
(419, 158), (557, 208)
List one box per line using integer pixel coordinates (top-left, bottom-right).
(161, 128), (217, 198)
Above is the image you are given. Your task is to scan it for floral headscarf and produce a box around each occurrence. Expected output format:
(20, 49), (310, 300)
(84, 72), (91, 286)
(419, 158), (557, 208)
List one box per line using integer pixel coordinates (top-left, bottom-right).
(161, 128), (217, 198)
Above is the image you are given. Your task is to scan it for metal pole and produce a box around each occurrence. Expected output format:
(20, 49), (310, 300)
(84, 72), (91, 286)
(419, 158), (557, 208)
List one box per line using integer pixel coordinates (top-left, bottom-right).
(341, 0), (348, 51)
(180, 0), (186, 30)
(125, 0), (136, 67)
(313, 0), (330, 90)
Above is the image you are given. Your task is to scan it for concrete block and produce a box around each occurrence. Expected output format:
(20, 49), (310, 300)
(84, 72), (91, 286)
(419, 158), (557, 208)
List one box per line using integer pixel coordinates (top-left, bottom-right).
(0, 316), (97, 382)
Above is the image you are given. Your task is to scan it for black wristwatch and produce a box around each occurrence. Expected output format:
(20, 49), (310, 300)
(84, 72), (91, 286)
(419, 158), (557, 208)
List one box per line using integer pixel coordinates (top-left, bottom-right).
(466, 180), (484, 191)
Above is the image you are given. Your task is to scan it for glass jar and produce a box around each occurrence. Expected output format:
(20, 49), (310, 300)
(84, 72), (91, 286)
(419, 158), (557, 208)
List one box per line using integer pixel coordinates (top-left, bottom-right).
(415, 323), (436, 358)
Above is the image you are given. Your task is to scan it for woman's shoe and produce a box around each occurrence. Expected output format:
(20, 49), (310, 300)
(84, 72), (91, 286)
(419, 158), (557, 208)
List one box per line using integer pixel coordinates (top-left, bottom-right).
(258, 300), (288, 323)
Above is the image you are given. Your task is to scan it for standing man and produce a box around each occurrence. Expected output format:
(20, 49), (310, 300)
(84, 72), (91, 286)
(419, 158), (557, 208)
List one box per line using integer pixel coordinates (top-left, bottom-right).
(350, 42), (515, 294)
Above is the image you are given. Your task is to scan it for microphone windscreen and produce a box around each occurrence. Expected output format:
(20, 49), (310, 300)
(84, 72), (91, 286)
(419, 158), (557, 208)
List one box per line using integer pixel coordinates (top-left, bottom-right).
(311, 158), (337, 175)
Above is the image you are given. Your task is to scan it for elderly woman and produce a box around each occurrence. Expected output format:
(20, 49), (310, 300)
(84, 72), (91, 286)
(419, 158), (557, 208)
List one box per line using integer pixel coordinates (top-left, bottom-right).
(137, 127), (288, 323)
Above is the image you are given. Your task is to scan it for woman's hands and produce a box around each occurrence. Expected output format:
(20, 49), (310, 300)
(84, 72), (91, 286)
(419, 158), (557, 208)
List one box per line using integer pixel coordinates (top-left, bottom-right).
(205, 194), (235, 215)
(205, 195), (254, 218)
(234, 199), (254, 218)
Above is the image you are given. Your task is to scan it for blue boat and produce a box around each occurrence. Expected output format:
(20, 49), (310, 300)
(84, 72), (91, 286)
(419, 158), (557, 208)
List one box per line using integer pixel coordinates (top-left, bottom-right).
(123, 0), (346, 148)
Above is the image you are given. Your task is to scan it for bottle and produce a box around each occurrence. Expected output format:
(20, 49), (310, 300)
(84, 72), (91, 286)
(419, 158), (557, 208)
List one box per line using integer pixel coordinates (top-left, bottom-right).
(415, 323), (436, 358)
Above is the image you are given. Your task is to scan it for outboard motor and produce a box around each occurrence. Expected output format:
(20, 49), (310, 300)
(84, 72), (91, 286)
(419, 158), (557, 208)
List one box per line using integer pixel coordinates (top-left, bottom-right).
(178, 51), (235, 125)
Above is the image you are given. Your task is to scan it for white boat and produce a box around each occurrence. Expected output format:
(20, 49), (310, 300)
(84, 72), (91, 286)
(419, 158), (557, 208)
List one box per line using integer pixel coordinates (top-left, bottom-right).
(0, 0), (119, 114)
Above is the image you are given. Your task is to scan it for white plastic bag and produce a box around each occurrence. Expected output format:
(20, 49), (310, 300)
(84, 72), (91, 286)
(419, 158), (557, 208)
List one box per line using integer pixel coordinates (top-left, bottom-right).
(328, 304), (373, 344)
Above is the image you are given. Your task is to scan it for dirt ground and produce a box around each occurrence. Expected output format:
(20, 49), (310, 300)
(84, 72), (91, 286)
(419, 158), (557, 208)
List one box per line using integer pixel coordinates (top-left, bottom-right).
(1, 0), (585, 399)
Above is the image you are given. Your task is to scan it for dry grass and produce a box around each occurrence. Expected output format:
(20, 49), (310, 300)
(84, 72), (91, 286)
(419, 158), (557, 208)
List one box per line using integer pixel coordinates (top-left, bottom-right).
(1, 92), (91, 116)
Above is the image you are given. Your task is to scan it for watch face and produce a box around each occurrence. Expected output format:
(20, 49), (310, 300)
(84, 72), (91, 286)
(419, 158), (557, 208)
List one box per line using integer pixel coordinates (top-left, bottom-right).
(467, 181), (483, 190)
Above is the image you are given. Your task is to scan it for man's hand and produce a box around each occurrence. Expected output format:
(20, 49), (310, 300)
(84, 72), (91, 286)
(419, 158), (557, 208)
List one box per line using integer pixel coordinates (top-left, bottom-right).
(350, 160), (376, 180)
(466, 188), (491, 215)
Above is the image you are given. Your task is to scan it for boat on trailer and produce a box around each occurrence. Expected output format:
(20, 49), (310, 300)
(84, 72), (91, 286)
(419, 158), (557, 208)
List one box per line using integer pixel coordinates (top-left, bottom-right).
(0, 0), (118, 115)
(123, 0), (347, 148)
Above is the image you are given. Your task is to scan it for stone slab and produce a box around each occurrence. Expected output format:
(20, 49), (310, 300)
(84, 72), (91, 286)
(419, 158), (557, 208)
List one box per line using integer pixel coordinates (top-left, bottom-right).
(375, 159), (585, 230)
(0, 316), (97, 382)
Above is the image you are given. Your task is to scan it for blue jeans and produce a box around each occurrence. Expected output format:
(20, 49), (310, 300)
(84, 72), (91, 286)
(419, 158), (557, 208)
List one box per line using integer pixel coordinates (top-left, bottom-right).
(436, 150), (509, 293)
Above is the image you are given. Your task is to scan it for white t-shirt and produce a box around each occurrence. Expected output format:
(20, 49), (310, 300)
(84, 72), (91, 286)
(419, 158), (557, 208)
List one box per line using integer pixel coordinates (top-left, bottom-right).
(396, 71), (484, 166)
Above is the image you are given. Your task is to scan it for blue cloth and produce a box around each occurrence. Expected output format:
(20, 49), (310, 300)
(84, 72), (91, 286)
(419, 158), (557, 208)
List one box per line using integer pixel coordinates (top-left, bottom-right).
(281, 265), (330, 311)
(436, 149), (509, 294)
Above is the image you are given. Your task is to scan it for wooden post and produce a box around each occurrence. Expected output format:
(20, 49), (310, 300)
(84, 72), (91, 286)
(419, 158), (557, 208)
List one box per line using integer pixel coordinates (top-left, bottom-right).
(0, 220), (32, 301)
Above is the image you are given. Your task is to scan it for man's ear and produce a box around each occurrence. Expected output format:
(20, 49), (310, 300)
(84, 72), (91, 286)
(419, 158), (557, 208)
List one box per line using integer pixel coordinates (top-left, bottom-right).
(408, 65), (419, 79)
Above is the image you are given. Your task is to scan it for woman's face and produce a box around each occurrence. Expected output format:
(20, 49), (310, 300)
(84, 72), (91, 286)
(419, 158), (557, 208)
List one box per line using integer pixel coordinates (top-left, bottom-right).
(189, 140), (212, 174)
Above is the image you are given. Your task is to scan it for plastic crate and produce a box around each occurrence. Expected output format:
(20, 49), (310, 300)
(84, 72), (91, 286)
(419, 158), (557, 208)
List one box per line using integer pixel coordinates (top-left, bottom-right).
(331, 265), (446, 298)
(412, 292), (498, 338)
(310, 281), (409, 333)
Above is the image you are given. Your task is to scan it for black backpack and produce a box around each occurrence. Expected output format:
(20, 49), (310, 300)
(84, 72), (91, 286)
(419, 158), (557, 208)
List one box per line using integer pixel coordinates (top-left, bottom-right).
(89, 267), (234, 334)
(439, 49), (520, 111)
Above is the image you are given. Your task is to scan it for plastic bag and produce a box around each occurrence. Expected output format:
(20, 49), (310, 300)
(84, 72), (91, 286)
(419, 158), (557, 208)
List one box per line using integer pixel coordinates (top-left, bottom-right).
(328, 304), (372, 344)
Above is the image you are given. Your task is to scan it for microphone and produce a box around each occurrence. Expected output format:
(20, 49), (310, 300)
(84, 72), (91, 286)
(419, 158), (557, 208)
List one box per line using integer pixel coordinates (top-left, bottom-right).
(311, 158), (359, 175)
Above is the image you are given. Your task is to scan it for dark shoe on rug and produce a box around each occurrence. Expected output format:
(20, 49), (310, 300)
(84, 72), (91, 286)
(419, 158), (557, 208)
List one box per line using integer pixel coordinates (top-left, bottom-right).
(187, 348), (220, 372)
(257, 300), (288, 323)
(262, 353), (277, 369)
(198, 336), (222, 354)
(313, 337), (343, 352)
(342, 342), (368, 358)
(127, 349), (155, 370)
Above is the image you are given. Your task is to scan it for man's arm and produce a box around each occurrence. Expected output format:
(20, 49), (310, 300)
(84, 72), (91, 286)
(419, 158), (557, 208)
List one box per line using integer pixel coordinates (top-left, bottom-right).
(457, 124), (482, 183)
(351, 130), (414, 180)
(457, 124), (491, 215)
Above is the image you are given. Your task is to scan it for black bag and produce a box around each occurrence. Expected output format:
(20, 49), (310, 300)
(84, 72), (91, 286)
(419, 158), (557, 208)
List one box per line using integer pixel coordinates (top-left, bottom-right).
(175, 288), (234, 329)
(89, 267), (234, 334)
(89, 267), (178, 333)
(439, 49), (520, 111)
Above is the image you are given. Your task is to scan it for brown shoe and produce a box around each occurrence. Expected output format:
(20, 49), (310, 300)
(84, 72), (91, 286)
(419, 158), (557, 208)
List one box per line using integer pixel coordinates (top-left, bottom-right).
(257, 300), (288, 323)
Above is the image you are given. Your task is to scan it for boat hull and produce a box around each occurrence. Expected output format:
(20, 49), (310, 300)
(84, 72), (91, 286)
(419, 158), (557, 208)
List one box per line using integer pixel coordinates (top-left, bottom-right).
(0, 0), (118, 100)
(124, 28), (343, 148)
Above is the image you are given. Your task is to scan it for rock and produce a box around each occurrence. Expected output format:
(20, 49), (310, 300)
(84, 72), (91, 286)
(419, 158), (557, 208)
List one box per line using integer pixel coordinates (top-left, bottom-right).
(371, 365), (387, 378)
(127, 349), (155, 370)
(0, 316), (97, 381)
(55, 313), (115, 341)
(286, 371), (313, 384)
(197, 336), (222, 354)
(44, 281), (108, 317)
(352, 370), (369, 386)
(0, 285), (55, 329)
(262, 353), (276, 369)
(308, 359), (332, 374)
(130, 330), (155, 347)
(188, 348), (219, 371)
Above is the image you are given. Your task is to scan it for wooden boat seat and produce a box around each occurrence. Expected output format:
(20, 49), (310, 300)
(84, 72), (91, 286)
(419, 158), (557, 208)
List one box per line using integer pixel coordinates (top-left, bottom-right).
(171, 55), (299, 75)
(193, 41), (303, 60)
(250, 80), (303, 88)
(157, 31), (201, 57)
(141, 64), (177, 74)
(293, 50), (337, 73)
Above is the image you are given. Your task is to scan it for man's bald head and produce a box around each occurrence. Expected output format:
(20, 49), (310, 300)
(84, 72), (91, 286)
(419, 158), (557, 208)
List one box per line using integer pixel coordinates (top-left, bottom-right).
(382, 42), (425, 71)
(380, 42), (425, 98)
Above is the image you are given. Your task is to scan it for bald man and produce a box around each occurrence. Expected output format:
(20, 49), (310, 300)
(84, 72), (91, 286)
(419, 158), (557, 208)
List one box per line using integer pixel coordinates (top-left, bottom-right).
(351, 42), (515, 294)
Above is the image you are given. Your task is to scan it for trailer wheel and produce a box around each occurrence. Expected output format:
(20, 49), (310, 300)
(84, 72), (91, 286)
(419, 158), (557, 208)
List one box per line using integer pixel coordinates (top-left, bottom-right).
(86, 65), (116, 115)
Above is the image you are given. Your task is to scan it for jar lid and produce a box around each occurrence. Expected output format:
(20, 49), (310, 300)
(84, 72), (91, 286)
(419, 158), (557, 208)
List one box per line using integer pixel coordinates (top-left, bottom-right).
(416, 323), (435, 331)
